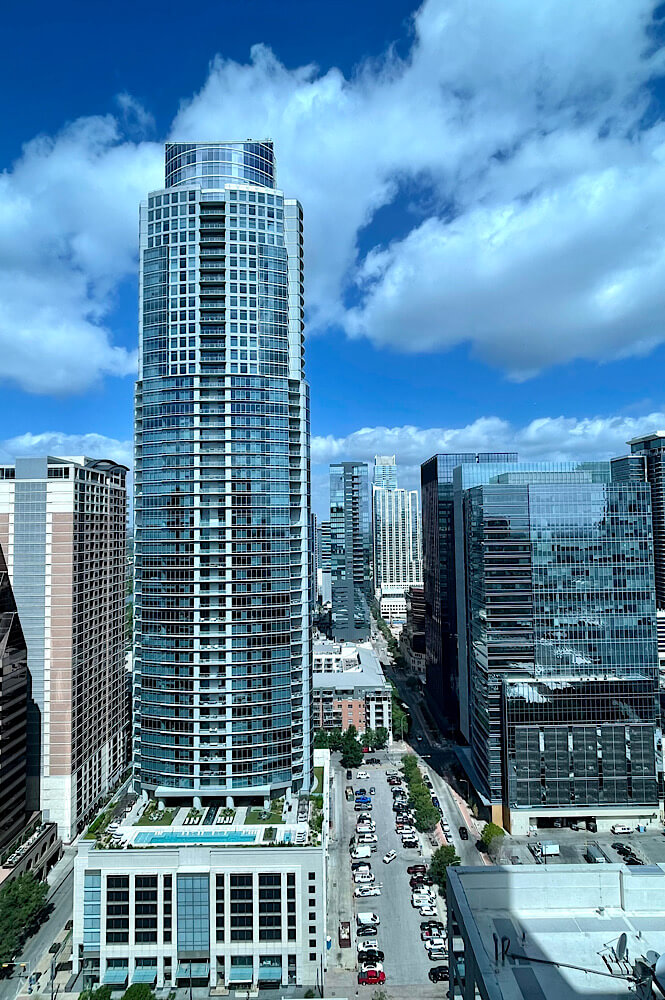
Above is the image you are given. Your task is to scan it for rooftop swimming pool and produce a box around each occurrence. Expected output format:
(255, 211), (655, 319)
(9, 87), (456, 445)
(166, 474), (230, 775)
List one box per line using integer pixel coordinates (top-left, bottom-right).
(133, 829), (257, 847)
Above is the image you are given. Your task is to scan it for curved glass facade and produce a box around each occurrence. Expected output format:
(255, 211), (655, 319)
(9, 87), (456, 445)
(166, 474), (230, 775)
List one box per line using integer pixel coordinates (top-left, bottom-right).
(165, 142), (275, 191)
(134, 141), (311, 799)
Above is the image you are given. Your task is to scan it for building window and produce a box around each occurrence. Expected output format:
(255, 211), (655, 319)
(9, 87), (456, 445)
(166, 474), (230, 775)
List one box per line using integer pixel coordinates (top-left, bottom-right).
(216, 874), (225, 942)
(258, 873), (281, 941)
(176, 874), (210, 950)
(105, 875), (129, 944)
(163, 874), (172, 943)
(230, 874), (253, 942)
(134, 875), (158, 943)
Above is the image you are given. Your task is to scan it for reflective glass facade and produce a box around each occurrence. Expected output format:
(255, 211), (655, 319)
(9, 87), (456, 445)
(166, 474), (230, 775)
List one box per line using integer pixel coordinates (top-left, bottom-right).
(627, 433), (665, 609)
(330, 463), (370, 640)
(134, 141), (312, 799)
(0, 541), (29, 851)
(458, 466), (660, 816)
(420, 453), (517, 734)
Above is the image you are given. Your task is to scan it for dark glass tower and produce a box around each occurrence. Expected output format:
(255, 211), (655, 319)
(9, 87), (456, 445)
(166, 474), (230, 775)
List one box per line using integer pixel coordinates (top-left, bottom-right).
(624, 433), (665, 609)
(0, 541), (29, 851)
(455, 463), (660, 830)
(420, 453), (517, 735)
(330, 462), (371, 640)
(134, 142), (312, 803)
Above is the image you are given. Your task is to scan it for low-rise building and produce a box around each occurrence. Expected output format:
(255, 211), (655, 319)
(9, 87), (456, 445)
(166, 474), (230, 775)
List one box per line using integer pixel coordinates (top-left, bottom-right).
(72, 752), (330, 992)
(313, 641), (392, 738)
(447, 863), (665, 1000)
(0, 819), (61, 888)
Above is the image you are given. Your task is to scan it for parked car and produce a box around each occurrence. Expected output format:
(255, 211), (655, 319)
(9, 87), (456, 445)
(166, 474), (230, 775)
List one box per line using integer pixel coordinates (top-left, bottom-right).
(356, 787), (367, 795)
(422, 926), (445, 939)
(424, 938), (446, 951)
(357, 771), (370, 779)
(346, 769), (353, 780)
(419, 905), (438, 917)
(421, 920), (445, 932)
(432, 796), (440, 809)
(459, 826), (469, 840)
(410, 875), (434, 887)
(429, 966), (449, 983)
(358, 949), (384, 964)
(408, 865), (427, 875)
(351, 861), (371, 871)
(357, 924), (378, 937)
(428, 949), (447, 962)
(355, 795), (371, 805)
(383, 850), (397, 864)
(402, 837), (419, 848)
(358, 968), (386, 986)
(355, 802), (373, 812)
(354, 886), (381, 897)
(356, 911), (380, 926)
(358, 940), (379, 953)
(412, 896), (435, 908)
(369, 786), (376, 795)
(354, 872), (375, 884)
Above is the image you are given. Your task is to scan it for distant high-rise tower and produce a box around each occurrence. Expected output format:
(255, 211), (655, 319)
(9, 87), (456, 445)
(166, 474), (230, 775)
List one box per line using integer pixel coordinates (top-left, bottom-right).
(420, 452), (518, 734)
(373, 455), (398, 489)
(0, 541), (30, 852)
(319, 519), (332, 605)
(620, 433), (665, 609)
(372, 456), (422, 624)
(0, 456), (128, 841)
(134, 141), (312, 804)
(330, 463), (371, 640)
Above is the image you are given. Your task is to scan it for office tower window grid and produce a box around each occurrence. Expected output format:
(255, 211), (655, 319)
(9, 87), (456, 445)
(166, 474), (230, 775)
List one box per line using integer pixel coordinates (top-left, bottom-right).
(462, 475), (659, 810)
(134, 141), (312, 799)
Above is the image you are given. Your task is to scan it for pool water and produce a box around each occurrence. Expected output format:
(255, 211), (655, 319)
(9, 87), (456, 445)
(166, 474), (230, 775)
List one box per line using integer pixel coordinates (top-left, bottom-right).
(134, 829), (257, 846)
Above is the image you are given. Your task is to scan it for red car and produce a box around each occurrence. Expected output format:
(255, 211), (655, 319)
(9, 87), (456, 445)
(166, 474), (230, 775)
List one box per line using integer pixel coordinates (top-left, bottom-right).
(358, 968), (386, 986)
(407, 864), (427, 875)
(410, 875), (434, 888)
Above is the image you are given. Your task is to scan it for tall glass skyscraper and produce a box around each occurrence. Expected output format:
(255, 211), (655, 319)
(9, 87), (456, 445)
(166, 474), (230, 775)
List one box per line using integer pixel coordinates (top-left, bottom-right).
(454, 462), (660, 831)
(420, 452), (517, 735)
(330, 462), (371, 640)
(134, 141), (312, 804)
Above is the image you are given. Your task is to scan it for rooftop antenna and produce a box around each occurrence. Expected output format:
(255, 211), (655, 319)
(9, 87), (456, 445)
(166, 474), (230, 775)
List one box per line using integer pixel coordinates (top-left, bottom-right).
(616, 933), (628, 962)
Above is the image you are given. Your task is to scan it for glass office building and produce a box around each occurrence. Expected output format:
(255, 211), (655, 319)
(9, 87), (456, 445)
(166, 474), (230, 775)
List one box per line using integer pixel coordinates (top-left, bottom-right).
(134, 141), (312, 803)
(420, 453), (517, 734)
(624, 432), (665, 609)
(455, 462), (660, 830)
(330, 463), (371, 640)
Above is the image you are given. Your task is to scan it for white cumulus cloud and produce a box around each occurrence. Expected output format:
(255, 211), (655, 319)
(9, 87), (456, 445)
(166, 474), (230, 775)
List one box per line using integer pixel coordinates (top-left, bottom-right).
(0, 431), (132, 468)
(2, 0), (665, 393)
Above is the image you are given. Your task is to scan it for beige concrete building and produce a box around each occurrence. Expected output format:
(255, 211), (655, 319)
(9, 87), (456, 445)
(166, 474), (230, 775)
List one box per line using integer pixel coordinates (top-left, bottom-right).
(0, 456), (128, 841)
(312, 640), (392, 739)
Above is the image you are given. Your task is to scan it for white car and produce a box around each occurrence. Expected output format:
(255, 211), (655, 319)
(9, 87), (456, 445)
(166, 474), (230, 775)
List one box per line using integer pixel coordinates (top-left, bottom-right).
(354, 871), (375, 884)
(357, 822), (376, 833)
(382, 850), (397, 864)
(358, 941), (379, 953)
(419, 905), (438, 917)
(357, 771), (370, 779)
(354, 886), (381, 897)
(412, 893), (436, 906)
(425, 938), (446, 951)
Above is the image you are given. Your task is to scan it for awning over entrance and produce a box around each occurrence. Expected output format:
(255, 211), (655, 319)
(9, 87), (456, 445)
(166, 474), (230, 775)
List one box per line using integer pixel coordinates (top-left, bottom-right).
(102, 968), (128, 987)
(131, 967), (157, 984)
(257, 967), (282, 982)
(228, 965), (254, 983)
(176, 962), (210, 979)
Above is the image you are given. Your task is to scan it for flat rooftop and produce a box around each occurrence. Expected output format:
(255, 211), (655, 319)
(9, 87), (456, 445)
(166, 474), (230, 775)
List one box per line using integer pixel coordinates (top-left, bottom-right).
(313, 641), (390, 692)
(448, 865), (665, 1000)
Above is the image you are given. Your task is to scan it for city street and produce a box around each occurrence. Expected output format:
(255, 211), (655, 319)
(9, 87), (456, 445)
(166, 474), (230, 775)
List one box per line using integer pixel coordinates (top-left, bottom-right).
(325, 753), (448, 996)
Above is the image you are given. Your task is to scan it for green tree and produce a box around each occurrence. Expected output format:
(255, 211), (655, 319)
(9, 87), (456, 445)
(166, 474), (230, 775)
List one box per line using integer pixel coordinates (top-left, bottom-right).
(313, 728), (329, 749)
(374, 726), (389, 749)
(392, 695), (410, 739)
(340, 727), (364, 769)
(480, 822), (505, 854)
(80, 987), (113, 1000)
(363, 728), (376, 749)
(414, 802), (441, 832)
(0, 872), (49, 963)
(121, 985), (156, 1000)
(328, 727), (344, 752)
(429, 844), (461, 893)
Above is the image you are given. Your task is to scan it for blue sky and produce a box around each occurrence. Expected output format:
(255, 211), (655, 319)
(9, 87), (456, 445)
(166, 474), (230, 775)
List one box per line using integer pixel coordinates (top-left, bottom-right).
(3, 0), (665, 515)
